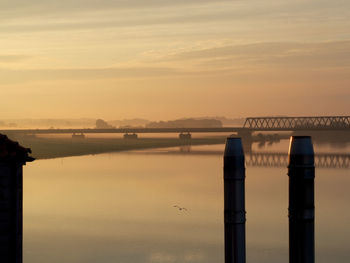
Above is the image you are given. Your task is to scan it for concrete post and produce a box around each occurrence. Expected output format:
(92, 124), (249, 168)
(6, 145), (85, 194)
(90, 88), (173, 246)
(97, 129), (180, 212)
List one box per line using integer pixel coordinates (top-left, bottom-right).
(224, 137), (246, 263)
(288, 136), (315, 263)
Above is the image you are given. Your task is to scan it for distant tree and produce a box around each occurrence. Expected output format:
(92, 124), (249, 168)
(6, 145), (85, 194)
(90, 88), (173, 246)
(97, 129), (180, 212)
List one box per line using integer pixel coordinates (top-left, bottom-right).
(146, 118), (222, 128)
(95, 119), (115, 129)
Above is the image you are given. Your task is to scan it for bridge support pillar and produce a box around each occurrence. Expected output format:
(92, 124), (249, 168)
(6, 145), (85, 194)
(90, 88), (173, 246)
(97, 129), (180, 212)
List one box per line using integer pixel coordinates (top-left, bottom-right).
(237, 131), (252, 153)
(123, 133), (138, 139)
(179, 132), (192, 140)
(72, 133), (85, 139)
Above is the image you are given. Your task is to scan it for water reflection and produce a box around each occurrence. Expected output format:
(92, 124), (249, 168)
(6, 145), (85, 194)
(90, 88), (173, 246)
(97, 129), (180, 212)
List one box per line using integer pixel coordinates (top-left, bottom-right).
(23, 141), (350, 263)
(136, 144), (350, 169)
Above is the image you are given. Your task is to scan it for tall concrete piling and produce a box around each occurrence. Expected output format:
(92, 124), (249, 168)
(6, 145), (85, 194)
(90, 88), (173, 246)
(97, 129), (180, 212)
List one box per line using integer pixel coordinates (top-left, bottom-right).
(288, 136), (315, 263)
(224, 137), (246, 263)
(0, 134), (34, 263)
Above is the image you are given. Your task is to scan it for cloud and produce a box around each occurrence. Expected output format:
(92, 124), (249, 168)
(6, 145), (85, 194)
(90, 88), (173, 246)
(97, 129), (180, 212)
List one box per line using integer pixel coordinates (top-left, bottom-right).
(1, 0), (348, 18)
(162, 41), (350, 70)
(1, 40), (350, 84)
(0, 11), (243, 33)
(1, 0), (349, 34)
(0, 66), (223, 84)
(0, 0), (231, 18)
(0, 55), (31, 63)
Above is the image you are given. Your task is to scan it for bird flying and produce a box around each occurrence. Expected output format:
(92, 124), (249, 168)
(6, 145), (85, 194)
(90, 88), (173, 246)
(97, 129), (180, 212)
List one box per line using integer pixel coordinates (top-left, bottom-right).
(173, 205), (188, 211)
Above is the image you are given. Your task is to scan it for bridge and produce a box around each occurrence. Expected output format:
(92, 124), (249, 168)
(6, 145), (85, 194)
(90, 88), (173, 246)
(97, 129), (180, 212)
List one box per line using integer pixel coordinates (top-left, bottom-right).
(0, 127), (246, 135)
(243, 116), (350, 131)
(0, 116), (349, 136)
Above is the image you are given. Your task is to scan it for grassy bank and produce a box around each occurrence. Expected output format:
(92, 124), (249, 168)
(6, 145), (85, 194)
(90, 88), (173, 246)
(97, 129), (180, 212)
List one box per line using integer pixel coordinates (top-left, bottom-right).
(16, 137), (226, 160)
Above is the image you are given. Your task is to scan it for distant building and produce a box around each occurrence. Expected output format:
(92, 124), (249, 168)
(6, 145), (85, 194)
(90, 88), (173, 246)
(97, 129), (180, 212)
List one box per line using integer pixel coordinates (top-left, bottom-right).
(0, 134), (34, 263)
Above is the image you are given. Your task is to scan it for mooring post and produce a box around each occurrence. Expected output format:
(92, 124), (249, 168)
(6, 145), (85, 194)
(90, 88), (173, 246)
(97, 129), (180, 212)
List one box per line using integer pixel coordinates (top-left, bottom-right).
(224, 137), (246, 263)
(288, 136), (315, 263)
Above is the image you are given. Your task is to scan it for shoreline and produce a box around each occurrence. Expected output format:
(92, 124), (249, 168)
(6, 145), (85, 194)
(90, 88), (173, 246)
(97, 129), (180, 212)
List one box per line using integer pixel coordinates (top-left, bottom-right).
(16, 136), (227, 160)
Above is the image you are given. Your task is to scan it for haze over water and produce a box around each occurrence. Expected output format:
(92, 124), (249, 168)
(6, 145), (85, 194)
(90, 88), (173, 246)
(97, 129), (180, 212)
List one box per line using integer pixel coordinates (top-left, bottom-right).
(23, 141), (350, 263)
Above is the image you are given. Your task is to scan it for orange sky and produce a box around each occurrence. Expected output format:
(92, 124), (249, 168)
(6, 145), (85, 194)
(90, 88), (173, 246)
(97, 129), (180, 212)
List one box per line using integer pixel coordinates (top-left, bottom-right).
(1, 0), (349, 120)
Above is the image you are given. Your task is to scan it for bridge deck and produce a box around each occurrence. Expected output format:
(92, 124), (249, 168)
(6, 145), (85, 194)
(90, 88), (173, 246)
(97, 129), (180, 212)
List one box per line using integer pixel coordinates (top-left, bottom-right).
(0, 127), (245, 134)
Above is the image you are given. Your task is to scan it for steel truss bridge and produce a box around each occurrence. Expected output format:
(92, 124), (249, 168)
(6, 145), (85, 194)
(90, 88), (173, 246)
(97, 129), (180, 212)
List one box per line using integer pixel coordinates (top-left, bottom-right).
(0, 116), (349, 135)
(243, 116), (350, 131)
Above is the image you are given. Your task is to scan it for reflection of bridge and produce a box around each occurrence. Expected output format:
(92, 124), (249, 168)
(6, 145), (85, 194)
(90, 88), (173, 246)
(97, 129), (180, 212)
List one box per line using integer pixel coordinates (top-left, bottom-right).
(245, 152), (350, 169)
(161, 149), (350, 169)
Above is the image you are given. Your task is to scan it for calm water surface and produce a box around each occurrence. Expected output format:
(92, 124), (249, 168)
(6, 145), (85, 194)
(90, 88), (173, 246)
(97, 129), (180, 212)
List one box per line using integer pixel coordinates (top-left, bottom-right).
(23, 140), (350, 263)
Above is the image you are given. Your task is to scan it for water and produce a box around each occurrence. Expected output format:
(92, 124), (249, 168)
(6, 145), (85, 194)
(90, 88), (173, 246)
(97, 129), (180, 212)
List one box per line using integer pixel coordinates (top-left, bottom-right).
(23, 141), (350, 263)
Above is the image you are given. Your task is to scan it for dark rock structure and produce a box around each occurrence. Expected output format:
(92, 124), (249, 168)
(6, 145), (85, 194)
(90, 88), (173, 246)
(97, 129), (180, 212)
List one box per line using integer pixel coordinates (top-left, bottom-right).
(0, 134), (33, 263)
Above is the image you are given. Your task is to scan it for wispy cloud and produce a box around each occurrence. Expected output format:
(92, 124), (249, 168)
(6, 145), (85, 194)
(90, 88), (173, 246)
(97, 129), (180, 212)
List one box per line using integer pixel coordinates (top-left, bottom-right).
(0, 55), (31, 63)
(0, 11), (244, 33)
(1, 0), (349, 35)
(0, 66), (225, 84)
(0, 0), (231, 20)
(1, 41), (350, 84)
(161, 41), (350, 70)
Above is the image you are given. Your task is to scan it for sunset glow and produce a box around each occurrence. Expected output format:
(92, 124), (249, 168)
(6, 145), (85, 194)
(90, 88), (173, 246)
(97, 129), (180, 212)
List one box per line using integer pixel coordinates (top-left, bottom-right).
(1, 0), (349, 119)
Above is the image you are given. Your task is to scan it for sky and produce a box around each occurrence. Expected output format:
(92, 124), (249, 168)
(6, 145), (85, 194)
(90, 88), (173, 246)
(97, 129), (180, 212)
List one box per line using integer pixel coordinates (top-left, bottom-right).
(1, 0), (349, 120)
